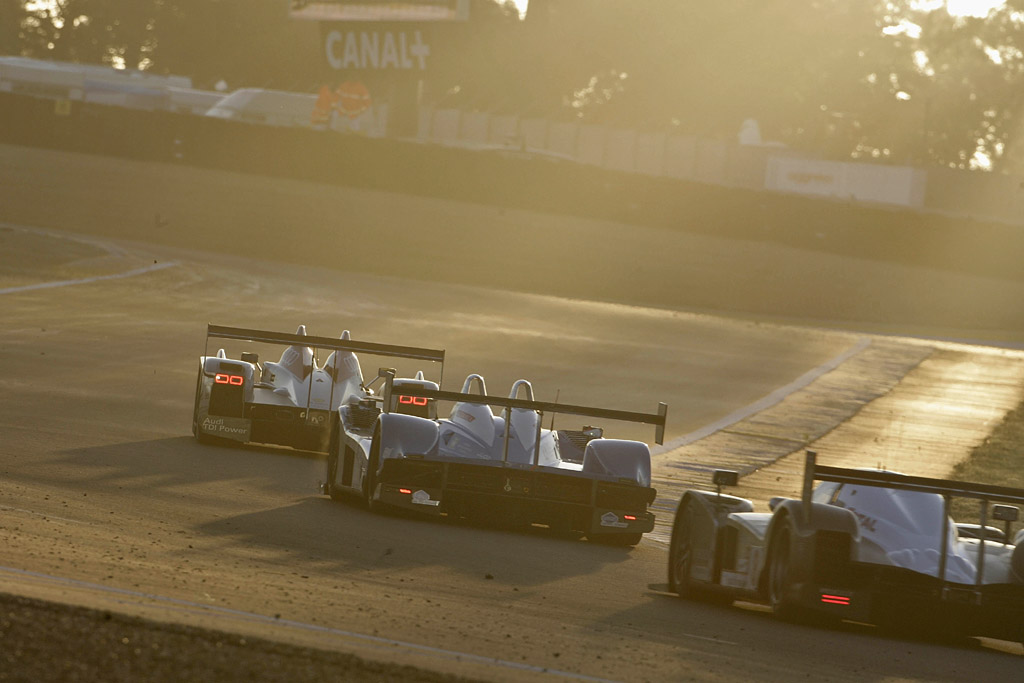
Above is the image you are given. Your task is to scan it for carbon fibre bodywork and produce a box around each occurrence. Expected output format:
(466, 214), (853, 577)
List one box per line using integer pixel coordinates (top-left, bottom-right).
(192, 324), (444, 454)
(668, 451), (1024, 642)
(326, 372), (668, 545)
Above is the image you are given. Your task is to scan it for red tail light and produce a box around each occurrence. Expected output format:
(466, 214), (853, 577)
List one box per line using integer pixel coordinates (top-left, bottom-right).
(399, 488), (412, 495)
(820, 594), (851, 606)
(398, 395), (428, 406)
(215, 373), (244, 386)
(624, 515), (637, 521)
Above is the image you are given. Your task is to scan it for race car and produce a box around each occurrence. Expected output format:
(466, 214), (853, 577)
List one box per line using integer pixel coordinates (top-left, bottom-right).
(324, 370), (669, 545)
(191, 324), (444, 453)
(668, 450), (1024, 643)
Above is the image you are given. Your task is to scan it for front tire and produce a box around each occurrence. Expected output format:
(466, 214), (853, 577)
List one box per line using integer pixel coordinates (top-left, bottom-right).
(669, 498), (697, 596)
(768, 525), (802, 621)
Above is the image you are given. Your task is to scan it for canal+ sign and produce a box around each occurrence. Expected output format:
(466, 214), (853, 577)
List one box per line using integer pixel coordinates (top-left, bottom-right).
(296, 2), (467, 74)
(324, 28), (431, 72)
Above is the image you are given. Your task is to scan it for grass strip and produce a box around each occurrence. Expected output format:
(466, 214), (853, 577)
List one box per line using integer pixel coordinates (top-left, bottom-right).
(950, 399), (1024, 521)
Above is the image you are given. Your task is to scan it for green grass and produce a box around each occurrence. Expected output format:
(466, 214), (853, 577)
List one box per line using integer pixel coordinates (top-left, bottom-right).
(949, 400), (1024, 523)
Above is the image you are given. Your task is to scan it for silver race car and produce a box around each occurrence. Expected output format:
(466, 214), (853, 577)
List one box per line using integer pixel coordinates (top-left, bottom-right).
(668, 450), (1024, 642)
(324, 370), (669, 545)
(192, 324), (444, 453)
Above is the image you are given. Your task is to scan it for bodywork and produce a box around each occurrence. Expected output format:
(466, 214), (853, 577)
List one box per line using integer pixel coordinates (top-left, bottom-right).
(668, 450), (1024, 642)
(192, 324), (444, 453)
(326, 371), (669, 544)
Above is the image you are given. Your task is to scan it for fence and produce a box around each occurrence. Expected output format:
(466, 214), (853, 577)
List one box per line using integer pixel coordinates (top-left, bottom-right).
(414, 106), (1024, 226)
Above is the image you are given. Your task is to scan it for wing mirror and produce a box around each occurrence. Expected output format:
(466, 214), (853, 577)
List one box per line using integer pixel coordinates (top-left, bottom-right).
(992, 505), (1019, 522)
(712, 470), (738, 487)
(712, 469), (738, 500)
(993, 504), (1020, 546)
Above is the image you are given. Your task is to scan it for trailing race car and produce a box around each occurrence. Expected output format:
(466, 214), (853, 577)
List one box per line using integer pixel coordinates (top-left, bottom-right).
(192, 324), (444, 453)
(668, 450), (1024, 643)
(324, 370), (668, 546)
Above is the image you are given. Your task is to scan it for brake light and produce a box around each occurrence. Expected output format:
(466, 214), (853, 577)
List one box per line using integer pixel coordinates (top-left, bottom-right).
(399, 488), (412, 495)
(624, 515), (637, 521)
(820, 594), (851, 606)
(215, 373), (244, 386)
(398, 395), (428, 406)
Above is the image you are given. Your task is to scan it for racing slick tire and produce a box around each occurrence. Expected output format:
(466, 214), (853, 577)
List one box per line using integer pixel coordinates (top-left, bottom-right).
(324, 421), (345, 502)
(767, 521), (831, 624)
(669, 496), (731, 604)
(364, 426), (389, 513)
(768, 523), (800, 620)
(669, 497), (699, 597)
(192, 370), (232, 447)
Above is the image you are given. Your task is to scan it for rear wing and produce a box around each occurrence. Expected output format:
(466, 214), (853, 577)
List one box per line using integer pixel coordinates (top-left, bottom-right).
(801, 450), (1024, 587)
(388, 377), (668, 446)
(203, 325), (446, 410)
(206, 324), (446, 365)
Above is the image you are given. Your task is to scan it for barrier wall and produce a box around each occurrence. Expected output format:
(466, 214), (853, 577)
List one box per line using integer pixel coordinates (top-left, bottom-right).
(1, 91), (1021, 286)
(413, 105), (1024, 224)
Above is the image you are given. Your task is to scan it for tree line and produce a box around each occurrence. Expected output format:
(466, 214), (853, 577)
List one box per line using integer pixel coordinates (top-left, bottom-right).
(1, 0), (1021, 172)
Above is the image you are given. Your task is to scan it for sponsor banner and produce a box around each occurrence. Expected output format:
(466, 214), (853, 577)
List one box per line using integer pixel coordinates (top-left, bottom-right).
(764, 157), (925, 208)
(321, 24), (434, 72)
(200, 415), (251, 441)
(292, 1), (468, 23)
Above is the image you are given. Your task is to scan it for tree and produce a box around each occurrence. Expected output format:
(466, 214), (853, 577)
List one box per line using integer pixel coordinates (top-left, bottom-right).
(883, 1), (1024, 171)
(0, 0), (29, 55)
(12, 0), (174, 69)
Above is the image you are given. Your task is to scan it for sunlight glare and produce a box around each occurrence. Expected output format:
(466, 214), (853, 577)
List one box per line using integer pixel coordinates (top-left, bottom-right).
(509, 0), (528, 19)
(914, 0), (1004, 17)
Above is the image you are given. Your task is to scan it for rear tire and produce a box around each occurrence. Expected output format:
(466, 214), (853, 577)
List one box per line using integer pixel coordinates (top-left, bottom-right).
(364, 427), (382, 512)
(192, 369), (223, 446)
(325, 421), (344, 501)
(192, 369), (203, 440)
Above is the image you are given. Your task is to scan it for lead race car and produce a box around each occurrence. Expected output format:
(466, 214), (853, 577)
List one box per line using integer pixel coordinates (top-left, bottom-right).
(324, 370), (669, 545)
(668, 450), (1024, 643)
(192, 324), (445, 453)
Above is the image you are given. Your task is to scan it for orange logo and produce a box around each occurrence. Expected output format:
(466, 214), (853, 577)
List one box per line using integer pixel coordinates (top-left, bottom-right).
(311, 82), (373, 126)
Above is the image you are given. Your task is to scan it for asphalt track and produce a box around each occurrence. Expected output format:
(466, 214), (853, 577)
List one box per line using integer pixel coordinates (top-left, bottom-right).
(1, 146), (1023, 681)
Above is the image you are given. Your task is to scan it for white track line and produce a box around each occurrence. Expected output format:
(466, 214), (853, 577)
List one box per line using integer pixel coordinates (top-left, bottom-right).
(0, 261), (178, 295)
(653, 337), (872, 454)
(0, 222), (178, 294)
(0, 565), (623, 683)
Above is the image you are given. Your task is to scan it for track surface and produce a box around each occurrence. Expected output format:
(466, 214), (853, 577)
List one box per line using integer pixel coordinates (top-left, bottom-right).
(1, 146), (1023, 681)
